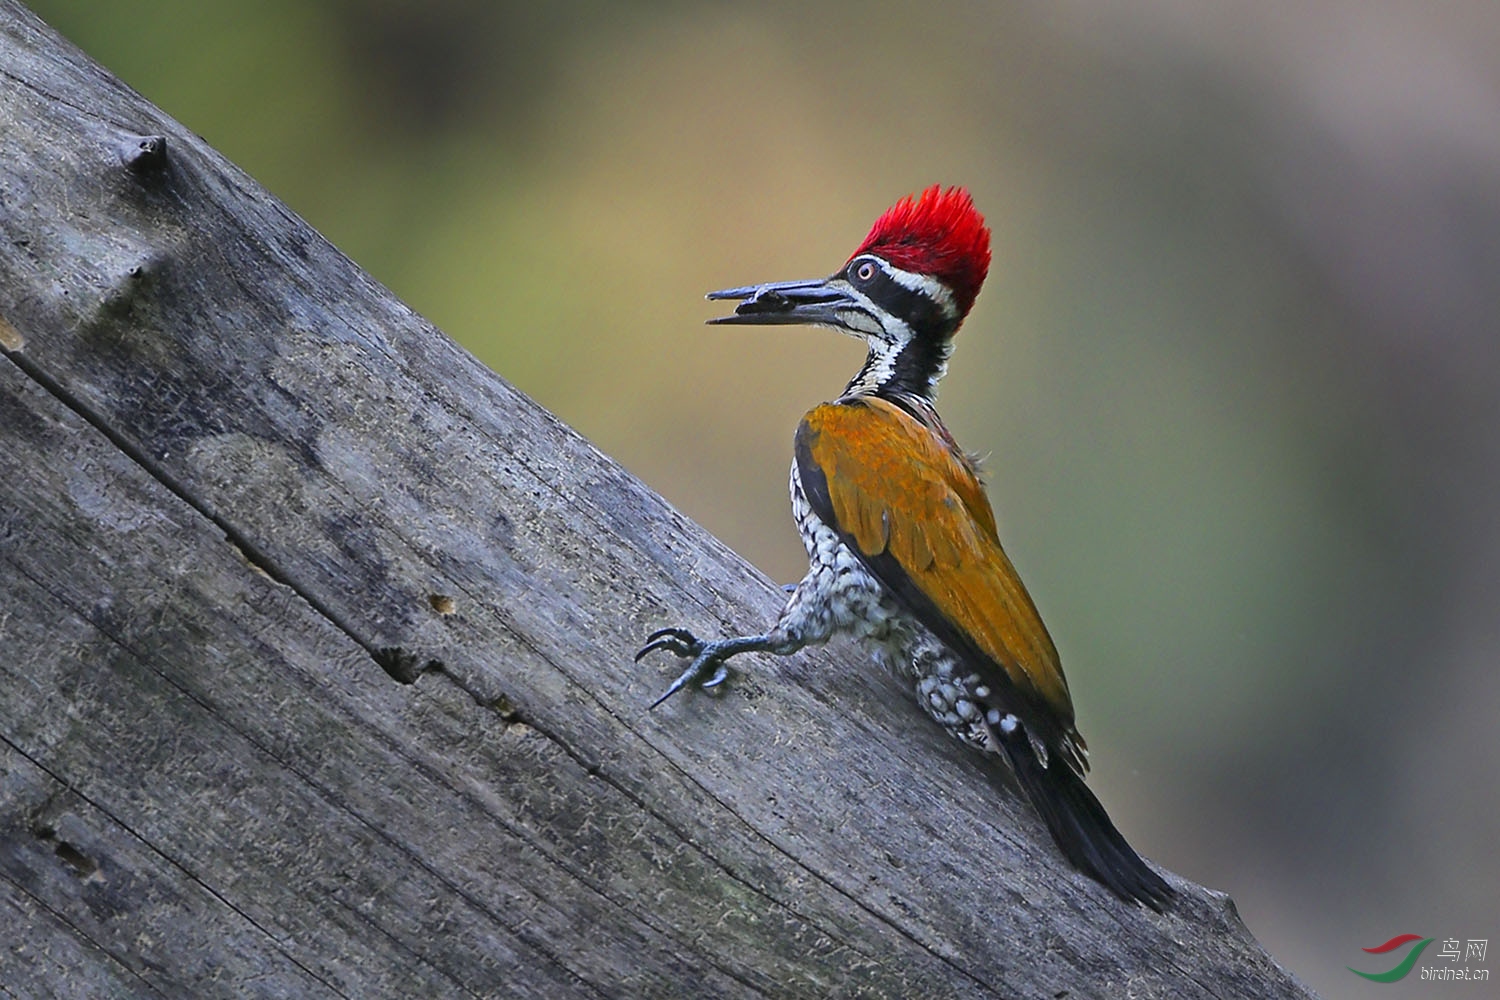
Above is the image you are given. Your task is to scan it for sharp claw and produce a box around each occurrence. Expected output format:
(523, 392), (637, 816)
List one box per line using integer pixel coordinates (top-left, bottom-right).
(649, 669), (697, 710)
(647, 648), (734, 707)
(634, 637), (677, 662)
(646, 626), (695, 643)
(635, 627), (705, 662)
(639, 629), (744, 707)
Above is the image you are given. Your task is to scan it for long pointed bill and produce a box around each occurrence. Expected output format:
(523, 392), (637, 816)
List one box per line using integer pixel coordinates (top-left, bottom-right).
(706, 277), (854, 327)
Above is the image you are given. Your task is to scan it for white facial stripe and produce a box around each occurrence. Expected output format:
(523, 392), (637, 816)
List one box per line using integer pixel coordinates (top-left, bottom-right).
(876, 261), (959, 322)
(825, 279), (911, 343)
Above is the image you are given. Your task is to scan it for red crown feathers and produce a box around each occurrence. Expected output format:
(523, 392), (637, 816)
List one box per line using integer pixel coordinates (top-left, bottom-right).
(849, 186), (991, 315)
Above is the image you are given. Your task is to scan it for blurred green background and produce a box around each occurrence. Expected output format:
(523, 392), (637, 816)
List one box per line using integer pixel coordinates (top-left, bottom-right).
(29, 1), (1499, 995)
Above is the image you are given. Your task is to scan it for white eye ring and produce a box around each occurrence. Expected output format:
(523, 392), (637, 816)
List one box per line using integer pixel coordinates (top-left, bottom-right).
(855, 260), (877, 282)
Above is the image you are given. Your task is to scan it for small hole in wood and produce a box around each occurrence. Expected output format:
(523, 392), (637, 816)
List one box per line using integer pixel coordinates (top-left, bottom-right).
(429, 594), (456, 615)
(374, 646), (423, 684)
(54, 841), (99, 879)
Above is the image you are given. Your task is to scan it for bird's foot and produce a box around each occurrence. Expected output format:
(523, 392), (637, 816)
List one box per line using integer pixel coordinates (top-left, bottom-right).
(635, 627), (739, 708)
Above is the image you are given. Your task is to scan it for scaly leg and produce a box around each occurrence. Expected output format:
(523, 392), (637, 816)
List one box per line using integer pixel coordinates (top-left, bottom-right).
(637, 572), (836, 707)
(635, 629), (799, 708)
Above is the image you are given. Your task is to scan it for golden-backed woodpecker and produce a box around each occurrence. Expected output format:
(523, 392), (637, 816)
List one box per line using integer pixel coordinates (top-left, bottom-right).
(638, 185), (1173, 909)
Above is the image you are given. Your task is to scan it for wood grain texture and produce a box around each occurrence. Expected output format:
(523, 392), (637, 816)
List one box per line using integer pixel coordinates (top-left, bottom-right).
(0, 3), (1316, 997)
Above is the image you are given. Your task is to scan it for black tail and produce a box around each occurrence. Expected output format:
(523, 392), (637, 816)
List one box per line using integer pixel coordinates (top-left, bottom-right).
(997, 733), (1174, 910)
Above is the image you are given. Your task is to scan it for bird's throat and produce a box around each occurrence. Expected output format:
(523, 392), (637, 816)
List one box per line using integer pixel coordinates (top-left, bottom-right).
(845, 337), (953, 401)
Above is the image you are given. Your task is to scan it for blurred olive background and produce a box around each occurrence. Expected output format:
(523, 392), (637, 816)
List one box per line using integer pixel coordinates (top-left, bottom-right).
(29, 1), (1500, 996)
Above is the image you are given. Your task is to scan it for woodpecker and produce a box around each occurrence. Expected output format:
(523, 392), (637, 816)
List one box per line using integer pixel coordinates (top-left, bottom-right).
(638, 186), (1173, 909)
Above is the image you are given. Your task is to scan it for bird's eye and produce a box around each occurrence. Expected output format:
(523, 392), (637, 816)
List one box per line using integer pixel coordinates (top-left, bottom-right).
(853, 260), (877, 284)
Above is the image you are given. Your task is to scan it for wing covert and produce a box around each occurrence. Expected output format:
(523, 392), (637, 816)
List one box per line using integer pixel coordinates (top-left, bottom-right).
(794, 396), (1074, 725)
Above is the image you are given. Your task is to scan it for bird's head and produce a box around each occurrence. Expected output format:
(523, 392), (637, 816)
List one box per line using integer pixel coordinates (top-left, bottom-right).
(708, 186), (991, 399)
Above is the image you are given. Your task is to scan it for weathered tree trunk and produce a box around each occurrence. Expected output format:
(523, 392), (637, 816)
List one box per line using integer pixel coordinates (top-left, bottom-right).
(0, 3), (1314, 997)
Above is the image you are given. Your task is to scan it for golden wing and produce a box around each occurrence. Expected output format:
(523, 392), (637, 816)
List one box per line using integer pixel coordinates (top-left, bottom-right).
(795, 396), (1076, 732)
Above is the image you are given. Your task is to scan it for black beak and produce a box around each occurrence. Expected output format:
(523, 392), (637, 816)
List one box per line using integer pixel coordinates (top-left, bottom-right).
(706, 277), (855, 328)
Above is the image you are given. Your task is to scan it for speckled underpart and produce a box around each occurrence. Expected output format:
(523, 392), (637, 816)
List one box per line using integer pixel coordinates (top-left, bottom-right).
(769, 461), (1052, 770)
(767, 461), (903, 649)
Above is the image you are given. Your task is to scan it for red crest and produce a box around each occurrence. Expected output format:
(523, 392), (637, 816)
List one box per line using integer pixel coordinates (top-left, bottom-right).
(850, 186), (991, 315)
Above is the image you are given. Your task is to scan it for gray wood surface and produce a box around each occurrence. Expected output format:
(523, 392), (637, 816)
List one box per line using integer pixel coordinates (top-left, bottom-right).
(0, 3), (1315, 997)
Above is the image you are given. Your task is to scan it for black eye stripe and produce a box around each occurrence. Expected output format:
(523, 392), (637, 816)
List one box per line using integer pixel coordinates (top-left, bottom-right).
(849, 260), (950, 334)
